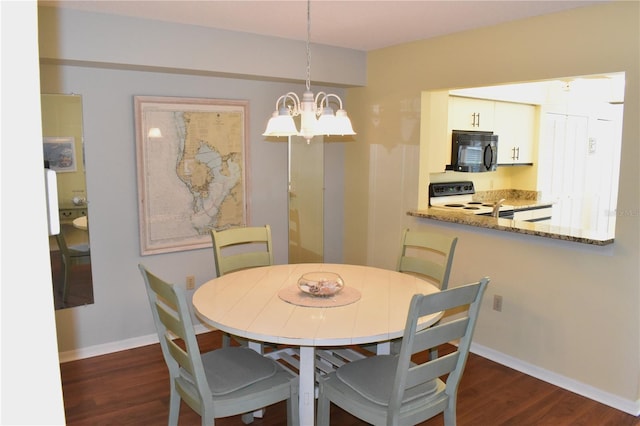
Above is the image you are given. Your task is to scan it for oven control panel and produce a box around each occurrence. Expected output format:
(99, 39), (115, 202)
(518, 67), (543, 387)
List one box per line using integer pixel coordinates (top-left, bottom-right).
(429, 181), (475, 197)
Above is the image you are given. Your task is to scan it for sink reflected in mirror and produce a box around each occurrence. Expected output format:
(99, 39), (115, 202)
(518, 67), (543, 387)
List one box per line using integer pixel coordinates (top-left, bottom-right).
(42, 94), (94, 309)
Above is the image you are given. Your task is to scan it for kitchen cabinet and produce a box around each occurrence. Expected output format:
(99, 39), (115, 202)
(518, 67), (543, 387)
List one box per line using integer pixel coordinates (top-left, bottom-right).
(59, 206), (87, 223)
(422, 93), (537, 176)
(448, 96), (495, 131)
(494, 102), (537, 165)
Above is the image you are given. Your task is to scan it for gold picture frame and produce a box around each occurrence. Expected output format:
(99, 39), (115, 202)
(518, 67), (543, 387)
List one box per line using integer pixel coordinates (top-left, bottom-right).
(134, 96), (249, 255)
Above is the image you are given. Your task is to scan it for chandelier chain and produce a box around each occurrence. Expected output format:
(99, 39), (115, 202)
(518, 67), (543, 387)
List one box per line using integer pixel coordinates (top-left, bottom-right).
(306, 0), (311, 92)
(262, 0), (355, 140)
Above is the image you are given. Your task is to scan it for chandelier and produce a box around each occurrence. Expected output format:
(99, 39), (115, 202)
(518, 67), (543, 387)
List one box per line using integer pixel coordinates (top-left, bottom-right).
(262, 0), (356, 142)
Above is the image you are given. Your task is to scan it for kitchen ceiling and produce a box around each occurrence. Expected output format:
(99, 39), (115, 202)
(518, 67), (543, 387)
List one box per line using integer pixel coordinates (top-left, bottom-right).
(39, 0), (608, 51)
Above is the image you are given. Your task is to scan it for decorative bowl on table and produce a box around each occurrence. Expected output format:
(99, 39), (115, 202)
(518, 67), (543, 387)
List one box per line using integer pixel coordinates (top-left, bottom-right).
(297, 272), (344, 297)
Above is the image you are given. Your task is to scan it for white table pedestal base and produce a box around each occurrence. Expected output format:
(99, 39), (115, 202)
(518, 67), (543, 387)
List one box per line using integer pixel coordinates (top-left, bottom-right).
(299, 346), (315, 425)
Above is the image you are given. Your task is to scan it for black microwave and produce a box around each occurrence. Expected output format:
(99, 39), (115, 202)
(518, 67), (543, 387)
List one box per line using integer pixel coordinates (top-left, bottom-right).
(446, 130), (498, 172)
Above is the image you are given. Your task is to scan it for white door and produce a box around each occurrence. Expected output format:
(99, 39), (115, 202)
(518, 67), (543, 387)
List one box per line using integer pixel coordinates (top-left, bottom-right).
(583, 117), (621, 236)
(544, 113), (589, 229)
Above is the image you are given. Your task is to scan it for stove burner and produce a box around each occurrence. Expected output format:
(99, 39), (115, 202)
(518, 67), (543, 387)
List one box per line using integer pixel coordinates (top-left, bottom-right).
(463, 206), (480, 210)
(482, 203), (495, 207)
(467, 201), (483, 205)
(444, 203), (465, 208)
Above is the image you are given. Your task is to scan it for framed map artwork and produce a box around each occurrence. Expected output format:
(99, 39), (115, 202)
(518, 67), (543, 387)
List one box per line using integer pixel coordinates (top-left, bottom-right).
(134, 96), (249, 255)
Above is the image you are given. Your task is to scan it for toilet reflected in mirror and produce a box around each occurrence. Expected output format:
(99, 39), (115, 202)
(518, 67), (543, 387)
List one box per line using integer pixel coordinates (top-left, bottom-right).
(42, 94), (94, 309)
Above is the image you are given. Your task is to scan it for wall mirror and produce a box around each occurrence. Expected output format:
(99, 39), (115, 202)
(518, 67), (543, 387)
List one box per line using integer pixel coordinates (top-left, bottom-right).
(426, 72), (624, 241)
(288, 135), (324, 263)
(42, 94), (93, 309)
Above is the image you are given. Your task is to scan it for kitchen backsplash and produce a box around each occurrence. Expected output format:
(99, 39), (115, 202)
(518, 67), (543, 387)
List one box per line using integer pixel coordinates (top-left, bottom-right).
(474, 189), (541, 202)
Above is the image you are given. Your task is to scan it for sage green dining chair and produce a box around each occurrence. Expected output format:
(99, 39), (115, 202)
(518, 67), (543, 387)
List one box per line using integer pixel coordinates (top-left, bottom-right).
(210, 225), (273, 277)
(55, 226), (91, 303)
(138, 264), (298, 426)
(317, 277), (489, 426)
(397, 228), (458, 291)
(397, 228), (459, 355)
(210, 225), (274, 347)
(364, 228), (458, 355)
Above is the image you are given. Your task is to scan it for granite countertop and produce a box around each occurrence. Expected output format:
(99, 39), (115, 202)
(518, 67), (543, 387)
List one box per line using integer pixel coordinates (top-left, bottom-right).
(472, 189), (552, 210)
(408, 208), (614, 246)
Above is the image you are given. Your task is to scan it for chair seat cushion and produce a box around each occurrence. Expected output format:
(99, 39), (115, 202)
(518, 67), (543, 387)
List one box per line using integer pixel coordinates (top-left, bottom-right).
(202, 347), (278, 395)
(69, 243), (90, 253)
(336, 355), (438, 406)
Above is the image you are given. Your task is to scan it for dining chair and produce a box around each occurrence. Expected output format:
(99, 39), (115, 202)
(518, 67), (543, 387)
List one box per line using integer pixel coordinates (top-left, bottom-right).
(55, 226), (91, 303)
(138, 264), (298, 426)
(317, 277), (489, 426)
(364, 228), (459, 355)
(210, 225), (273, 347)
(210, 224), (273, 277)
(397, 228), (458, 291)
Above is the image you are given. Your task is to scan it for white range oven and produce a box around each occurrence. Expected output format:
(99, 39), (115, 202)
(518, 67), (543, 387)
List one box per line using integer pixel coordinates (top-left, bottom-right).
(428, 181), (514, 218)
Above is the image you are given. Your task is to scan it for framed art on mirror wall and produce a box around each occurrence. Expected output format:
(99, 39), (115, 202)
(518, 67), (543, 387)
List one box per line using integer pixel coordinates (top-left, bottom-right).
(43, 136), (77, 173)
(134, 96), (249, 255)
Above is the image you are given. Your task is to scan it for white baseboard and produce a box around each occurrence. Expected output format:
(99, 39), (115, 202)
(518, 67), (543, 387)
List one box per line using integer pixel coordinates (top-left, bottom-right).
(470, 342), (640, 417)
(57, 324), (213, 363)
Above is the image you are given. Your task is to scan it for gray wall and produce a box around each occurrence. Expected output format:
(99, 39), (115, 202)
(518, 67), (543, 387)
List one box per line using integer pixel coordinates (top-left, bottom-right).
(37, 6), (365, 86)
(38, 6), (362, 355)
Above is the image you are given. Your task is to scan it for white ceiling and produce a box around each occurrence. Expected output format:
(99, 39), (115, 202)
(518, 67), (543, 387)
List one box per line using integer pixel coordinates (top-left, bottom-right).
(39, 0), (607, 51)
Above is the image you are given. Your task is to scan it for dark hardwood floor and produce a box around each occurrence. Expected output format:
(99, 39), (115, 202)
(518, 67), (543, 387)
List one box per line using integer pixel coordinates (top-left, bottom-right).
(60, 331), (638, 426)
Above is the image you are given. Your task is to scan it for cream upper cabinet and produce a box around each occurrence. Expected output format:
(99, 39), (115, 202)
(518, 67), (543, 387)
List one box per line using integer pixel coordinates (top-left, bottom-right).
(493, 101), (537, 165)
(448, 96), (495, 131)
(421, 93), (537, 182)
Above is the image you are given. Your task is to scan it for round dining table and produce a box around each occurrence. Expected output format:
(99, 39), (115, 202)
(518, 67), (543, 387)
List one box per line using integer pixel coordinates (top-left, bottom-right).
(192, 263), (442, 425)
(72, 215), (88, 230)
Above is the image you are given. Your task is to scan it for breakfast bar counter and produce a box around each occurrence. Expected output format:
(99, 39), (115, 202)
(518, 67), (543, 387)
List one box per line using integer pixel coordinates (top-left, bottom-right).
(408, 207), (614, 246)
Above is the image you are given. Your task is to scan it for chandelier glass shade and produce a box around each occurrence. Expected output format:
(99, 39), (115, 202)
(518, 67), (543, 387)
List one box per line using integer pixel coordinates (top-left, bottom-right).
(263, 1), (355, 142)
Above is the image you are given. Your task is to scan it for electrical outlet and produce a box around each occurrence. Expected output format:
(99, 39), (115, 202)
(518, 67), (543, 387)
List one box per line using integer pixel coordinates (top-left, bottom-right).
(493, 295), (503, 312)
(186, 275), (196, 290)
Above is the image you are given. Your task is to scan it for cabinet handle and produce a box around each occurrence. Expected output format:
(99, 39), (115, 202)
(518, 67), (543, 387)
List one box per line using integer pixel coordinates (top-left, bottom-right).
(472, 112), (481, 127)
(515, 147), (520, 160)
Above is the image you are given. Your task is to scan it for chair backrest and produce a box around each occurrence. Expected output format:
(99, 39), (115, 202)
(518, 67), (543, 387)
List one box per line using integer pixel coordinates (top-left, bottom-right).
(55, 228), (90, 259)
(396, 228), (458, 290)
(138, 264), (211, 413)
(210, 225), (274, 277)
(55, 233), (71, 257)
(390, 277), (489, 422)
